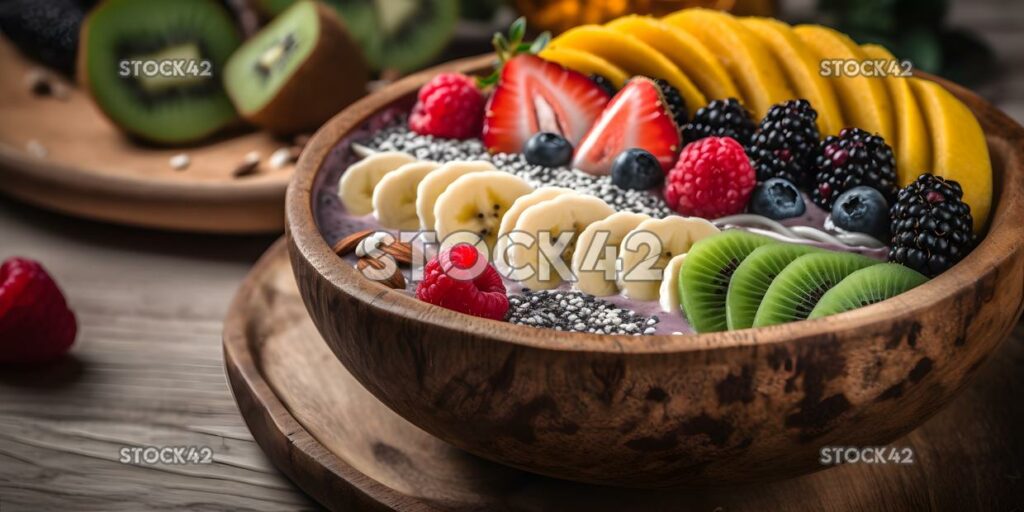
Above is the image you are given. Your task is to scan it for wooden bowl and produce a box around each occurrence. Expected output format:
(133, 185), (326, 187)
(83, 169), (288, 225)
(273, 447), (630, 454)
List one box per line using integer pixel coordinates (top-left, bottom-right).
(286, 55), (1024, 487)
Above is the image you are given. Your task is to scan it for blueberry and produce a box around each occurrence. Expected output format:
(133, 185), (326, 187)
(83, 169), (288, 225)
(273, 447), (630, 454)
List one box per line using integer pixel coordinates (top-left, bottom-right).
(611, 148), (664, 190)
(749, 178), (806, 220)
(831, 186), (890, 240)
(523, 132), (573, 167)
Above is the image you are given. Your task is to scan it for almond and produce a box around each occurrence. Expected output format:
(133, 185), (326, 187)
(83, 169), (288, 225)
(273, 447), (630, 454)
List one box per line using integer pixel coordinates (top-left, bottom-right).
(332, 229), (374, 256)
(356, 257), (406, 289)
(380, 240), (413, 265)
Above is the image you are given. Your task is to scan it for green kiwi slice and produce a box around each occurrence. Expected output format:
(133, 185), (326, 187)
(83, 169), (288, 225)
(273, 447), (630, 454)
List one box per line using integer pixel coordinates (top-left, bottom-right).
(224, 1), (368, 134)
(248, 0), (457, 73)
(726, 243), (821, 331)
(752, 252), (879, 327)
(809, 264), (929, 319)
(678, 230), (775, 333)
(78, 0), (242, 145)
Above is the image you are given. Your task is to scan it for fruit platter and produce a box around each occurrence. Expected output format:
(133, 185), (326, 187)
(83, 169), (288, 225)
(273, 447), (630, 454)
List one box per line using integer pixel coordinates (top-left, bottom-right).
(0, 0), (372, 233)
(284, 10), (1024, 486)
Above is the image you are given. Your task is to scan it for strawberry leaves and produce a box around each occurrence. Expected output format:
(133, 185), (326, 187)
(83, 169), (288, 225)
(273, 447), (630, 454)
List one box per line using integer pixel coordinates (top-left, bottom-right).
(476, 17), (551, 89)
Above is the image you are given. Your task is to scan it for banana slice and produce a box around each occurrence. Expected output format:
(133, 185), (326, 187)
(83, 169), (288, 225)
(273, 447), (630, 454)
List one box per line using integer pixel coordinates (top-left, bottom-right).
(571, 211), (650, 297)
(433, 171), (534, 251)
(338, 152), (416, 215)
(372, 161), (440, 230)
(495, 187), (578, 264)
(416, 160), (496, 231)
(618, 216), (720, 301)
(508, 194), (615, 290)
(659, 253), (687, 313)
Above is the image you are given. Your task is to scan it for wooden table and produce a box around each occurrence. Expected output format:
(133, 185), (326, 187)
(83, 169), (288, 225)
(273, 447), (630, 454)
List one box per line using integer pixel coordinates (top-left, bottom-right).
(2, 2), (1024, 510)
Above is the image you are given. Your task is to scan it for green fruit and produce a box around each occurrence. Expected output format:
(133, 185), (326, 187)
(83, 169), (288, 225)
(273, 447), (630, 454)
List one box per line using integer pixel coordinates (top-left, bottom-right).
(248, 0), (457, 73)
(77, 0), (242, 145)
(224, 1), (368, 134)
(678, 230), (775, 333)
(809, 263), (928, 319)
(752, 252), (879, 327)
(726, 243), (820, 331)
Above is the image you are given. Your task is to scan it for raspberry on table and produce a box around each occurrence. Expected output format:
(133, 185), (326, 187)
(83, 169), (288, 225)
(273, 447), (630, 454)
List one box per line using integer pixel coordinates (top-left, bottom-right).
(0, 257), (77, 364)
(663, 136), (756, 219)
(409, 73), (485, 140)
(416, 244), (509, 320)
(889, 174), (975, 277)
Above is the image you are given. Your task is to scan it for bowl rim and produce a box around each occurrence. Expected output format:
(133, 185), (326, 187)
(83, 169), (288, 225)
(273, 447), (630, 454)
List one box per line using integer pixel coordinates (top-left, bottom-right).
(286, 53), (1024, 356)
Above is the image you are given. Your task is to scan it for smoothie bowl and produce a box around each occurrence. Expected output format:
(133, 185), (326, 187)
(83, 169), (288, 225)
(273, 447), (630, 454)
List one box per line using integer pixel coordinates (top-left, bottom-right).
(286, 11), (1024, 487)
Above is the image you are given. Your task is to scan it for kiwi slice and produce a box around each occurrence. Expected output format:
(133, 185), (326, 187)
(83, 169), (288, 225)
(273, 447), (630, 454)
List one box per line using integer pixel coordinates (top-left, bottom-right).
(752, 252), (879, 327)
(249, 0), (456, 73)
(809, 264), (928, 319)
(726, 243), (821, 331)
(224, 1), (368, 134)
(77, 0), (242, 145)
(678, 230), (775, 333)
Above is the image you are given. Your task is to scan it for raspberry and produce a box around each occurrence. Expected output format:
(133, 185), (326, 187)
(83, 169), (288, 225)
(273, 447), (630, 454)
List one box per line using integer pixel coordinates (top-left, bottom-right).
(664, 137), (756, 219)
(0, 258), (77, 364)
(409, 73), (485, 140)
(416, 244), (509, 320)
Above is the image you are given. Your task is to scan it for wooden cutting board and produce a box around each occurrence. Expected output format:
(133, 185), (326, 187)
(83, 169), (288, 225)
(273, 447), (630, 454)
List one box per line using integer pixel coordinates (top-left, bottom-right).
(0, 38), (295, 233)
(223, 239), (1024, 511)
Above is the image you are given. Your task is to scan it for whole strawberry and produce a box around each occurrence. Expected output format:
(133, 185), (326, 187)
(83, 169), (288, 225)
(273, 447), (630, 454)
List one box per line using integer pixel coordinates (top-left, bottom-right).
(416, 244), (509, 320)
(664, 136), (756, 219)
(409, 73), (486, 140)
(0, 258), (77, 364)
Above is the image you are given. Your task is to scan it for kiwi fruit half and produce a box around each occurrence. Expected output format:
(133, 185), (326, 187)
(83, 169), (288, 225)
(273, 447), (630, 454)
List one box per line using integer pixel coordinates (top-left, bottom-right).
(224, 0), (368, 135)
(678, 230), (775, 333)
(726, 243), (821, 331)
(752, 252), (879, 327)
(77, 0), (242, 145)
(809, 264), (928, 319)
(249, 0), (457, 73)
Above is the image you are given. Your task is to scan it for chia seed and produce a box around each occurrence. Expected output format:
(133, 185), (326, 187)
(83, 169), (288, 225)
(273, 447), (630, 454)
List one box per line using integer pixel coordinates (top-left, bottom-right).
(506, 290), (660, 335)
(364, 122), (675, 219)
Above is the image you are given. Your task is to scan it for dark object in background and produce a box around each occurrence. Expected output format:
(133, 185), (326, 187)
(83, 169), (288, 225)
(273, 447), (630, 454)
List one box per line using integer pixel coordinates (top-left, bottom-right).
(817, 0), (996, 86)
(0, 0), (85, 76)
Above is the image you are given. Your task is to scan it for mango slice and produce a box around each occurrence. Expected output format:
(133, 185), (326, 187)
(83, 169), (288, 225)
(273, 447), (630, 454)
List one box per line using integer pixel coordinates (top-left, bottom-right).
(861, 44), (931, 188)
(549, 25), (706, 110)
(663, 8), (794, 119)
(605, 15), (740, 103)
(741, 17), (844, 136)
(793, 25), (895, 144)
(538, 46), (630, 88)
(910, 78), (992, 232)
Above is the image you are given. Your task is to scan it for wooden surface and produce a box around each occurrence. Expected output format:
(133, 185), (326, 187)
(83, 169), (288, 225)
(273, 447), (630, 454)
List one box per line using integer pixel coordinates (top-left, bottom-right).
(0, 38), (293, 234)
(228, 240), (1024, 511)
(0, 0), (1023, 509)
(285, 51), (1024, 486)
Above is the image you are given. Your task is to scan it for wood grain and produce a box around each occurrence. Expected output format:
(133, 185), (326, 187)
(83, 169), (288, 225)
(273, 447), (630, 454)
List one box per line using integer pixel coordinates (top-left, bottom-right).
(0, 38), (292, 234)
(226, 239), (1024, 511)
(286, 54), (1024, 486)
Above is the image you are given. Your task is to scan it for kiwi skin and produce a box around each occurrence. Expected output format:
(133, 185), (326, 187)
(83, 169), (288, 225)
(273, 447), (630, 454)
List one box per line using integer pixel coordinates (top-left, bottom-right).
(752, 252), (879, 328)
(233, 2), (369, 134)
(809, 263), (928, 319)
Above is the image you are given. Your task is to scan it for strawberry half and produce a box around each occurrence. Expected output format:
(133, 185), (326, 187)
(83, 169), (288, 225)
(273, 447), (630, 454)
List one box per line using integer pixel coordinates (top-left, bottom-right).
(573, 77), (682, 176)
(482, 55), (610, 154)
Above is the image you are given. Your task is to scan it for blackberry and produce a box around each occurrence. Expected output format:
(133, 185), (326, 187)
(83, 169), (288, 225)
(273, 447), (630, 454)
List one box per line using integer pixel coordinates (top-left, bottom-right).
(812, 128), (897, 209)
(748, 99), (821, 186)
(888, 174), (974, 277)
(652, 78), (688, 128)
(589, 74), (618, 98)
(682, 98), (755, 146)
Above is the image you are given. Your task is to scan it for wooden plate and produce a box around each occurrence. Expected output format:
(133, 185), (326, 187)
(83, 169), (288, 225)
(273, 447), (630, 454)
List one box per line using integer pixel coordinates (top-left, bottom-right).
(224, 239), (1024, 511)
(0, 38), (293, 233)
